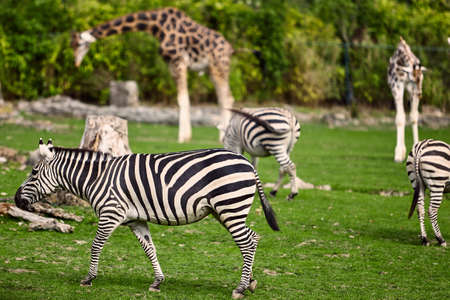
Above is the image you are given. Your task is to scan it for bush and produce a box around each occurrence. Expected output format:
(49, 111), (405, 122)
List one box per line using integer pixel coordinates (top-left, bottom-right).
(0, 0), (448, 110)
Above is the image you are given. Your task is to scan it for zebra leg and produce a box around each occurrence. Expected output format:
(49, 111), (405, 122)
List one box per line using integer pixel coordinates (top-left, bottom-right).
(286, 163), (298, 201)
(416, 189), (429, 246)
(250, 156), (259, 169)
(80, 215), (122, 286)
(230, 225), (259, 299)
(248, 233), (260, 293)
(428, 189), (446, 247)
(129, 221), (165, 291)
(269, 167), (285, 197)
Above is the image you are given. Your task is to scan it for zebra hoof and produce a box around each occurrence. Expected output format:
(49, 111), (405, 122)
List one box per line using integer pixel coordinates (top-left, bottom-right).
(421, 237), (430, 246)
(80, 277), (94, 287)
(437, 239), (447, 247)
(232, 290), (245, 299)
(80, 281), (92, 287)
(249, 279), (257, 293)
(149, 286), (160, 292)
(269, 190), (277, 197)
(287, 193), (298, 201)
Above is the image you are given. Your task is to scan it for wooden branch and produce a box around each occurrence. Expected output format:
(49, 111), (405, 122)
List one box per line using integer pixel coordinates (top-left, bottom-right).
(32, 202), (83, 222)
(7, 205), (74, 233)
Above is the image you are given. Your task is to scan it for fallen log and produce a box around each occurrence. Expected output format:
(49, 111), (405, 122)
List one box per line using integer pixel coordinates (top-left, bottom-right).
(1, 203), (74, 233)
(32, 202), (83, 222)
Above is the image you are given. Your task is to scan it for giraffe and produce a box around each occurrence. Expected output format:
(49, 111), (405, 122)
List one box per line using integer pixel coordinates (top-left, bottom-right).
(387, 37), (426, 162)
(71, 7), (236, 143)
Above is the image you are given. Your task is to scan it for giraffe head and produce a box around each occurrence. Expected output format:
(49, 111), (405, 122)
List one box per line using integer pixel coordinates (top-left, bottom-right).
(395, 37), (426, 98)
(71, 31), (97, 67)
(412, 63), (426, 98)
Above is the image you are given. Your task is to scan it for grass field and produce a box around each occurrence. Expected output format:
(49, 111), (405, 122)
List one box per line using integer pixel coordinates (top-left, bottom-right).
(0, 113), (449, 299)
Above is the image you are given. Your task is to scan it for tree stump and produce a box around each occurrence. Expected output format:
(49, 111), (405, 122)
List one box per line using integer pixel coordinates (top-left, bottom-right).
(50, 115), (132, 206)
(79, 115), (132, 155)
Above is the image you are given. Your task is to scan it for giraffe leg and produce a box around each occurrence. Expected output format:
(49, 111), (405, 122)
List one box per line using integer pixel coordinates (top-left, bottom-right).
(393, 84), (406, 162)
(129, 221), (165, 290)
(80, 215), (122, 286)
(428, 189), (446, 247)
(210, 65), (234, 142)
(170, 61), (191, 143)
(415, 186), (429, 246)
(409, 91), (420, 145)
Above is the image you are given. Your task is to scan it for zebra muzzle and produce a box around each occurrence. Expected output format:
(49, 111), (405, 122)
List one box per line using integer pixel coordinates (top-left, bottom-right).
(14, 187), (33, 212)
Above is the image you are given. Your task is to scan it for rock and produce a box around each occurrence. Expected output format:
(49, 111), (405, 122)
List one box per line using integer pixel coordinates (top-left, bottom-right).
(109, 81), (139, 107)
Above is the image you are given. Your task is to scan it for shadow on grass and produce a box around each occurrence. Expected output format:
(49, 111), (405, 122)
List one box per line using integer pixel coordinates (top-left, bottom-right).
(359, 225), (422, 246)
(92, 272), (228, 295)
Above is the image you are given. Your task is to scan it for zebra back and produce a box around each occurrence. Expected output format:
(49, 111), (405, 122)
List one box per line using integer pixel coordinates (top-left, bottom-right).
(229, 108), (290, 134)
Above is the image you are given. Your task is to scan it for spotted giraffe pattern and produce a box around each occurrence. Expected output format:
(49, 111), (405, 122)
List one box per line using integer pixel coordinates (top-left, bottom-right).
(72, 7), (235, 143)
(387, 37), (426, 162)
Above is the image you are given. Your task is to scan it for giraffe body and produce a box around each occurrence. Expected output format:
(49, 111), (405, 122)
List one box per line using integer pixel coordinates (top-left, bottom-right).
(387, 37), (426, 162)
(72, 7), (235, 143)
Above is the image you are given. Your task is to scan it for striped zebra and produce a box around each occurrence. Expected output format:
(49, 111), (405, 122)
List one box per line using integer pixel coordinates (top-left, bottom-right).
(15, 139), (279, 299)
(222, 107), (301, 200)
(406, 139), (449, 247)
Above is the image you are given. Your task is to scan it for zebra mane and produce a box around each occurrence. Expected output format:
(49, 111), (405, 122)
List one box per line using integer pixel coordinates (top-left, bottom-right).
(229, 108), (285, 134)
(51, 147), (114, 159)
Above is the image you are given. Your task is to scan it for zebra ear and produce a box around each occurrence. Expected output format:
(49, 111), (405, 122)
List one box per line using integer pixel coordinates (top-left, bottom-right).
(47, 139), (53, 148)
(39, 139), (55, 160)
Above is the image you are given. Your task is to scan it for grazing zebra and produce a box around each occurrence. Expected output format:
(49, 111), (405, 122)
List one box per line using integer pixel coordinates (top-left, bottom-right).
(15, 139), (279, 299)
(222, 107), (301, 200)
(406, 139), (449, 247)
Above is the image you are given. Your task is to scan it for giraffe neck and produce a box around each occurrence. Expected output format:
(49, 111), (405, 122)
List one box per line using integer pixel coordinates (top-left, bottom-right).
(88, 7), (187, 43)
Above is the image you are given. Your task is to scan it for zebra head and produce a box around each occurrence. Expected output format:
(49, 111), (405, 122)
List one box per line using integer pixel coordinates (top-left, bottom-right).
(15, 138), (58, 211)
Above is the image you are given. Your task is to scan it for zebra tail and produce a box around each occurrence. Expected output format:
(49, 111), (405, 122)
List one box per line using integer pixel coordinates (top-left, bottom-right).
(229, 108), (287, 134)
(408, 185), (419, 219)
(254, 169), (280, 231)
(408, 142), (424, 219)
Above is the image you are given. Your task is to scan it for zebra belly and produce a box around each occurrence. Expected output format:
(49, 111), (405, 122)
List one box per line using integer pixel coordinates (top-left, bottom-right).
(245, 144), (270, 157)
(126, 195), (211, 226)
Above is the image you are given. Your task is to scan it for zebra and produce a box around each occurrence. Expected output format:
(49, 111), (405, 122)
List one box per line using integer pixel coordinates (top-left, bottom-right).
(221, 107), (301, 200)
(15, 138), (279, 299)
(406, 139), (449, 247)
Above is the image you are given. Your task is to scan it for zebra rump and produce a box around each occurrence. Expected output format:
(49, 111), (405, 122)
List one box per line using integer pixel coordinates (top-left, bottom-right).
(223, 107), (301, 201)
(228, 108), (289, 134)
(406, 138), (449, 246)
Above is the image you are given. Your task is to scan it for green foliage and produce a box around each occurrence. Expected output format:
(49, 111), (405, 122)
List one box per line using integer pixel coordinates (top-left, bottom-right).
(0, 116), (449, 299)
(0, 0), (448, 108)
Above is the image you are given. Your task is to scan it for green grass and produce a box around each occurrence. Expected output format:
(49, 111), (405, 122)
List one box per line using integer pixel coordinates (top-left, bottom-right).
(0, 114), (449, 299)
